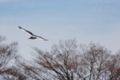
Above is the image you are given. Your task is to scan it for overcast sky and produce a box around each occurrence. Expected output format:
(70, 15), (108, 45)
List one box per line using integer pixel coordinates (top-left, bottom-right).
(0, 0), (120, 59)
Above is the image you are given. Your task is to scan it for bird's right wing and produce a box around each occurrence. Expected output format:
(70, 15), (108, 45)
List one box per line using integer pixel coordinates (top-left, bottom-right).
(36, 35), (48, 41)
(18, 26), (33, 35)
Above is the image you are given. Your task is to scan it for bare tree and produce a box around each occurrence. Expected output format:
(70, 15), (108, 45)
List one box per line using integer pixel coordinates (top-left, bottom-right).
(16, 39), (80, 80)
(16, 39), (120, 80)
(107, 51), (120, 80)
(0, 35), (27, 80)
(78, 43), (112, 80)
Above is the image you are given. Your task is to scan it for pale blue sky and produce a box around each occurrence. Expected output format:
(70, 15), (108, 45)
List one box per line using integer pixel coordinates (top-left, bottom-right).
(0, 0), (120, 59)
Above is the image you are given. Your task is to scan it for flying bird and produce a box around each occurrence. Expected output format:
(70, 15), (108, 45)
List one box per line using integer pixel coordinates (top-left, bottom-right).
(18, 26), (48, 41)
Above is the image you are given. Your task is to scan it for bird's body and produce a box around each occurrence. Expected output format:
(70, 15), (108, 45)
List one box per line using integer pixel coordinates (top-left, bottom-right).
(18, 26), (48, 41)
(29, 36), (37, 39)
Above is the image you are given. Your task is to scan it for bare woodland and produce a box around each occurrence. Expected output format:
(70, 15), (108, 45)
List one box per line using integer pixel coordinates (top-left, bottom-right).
(0, 35), (120, 80)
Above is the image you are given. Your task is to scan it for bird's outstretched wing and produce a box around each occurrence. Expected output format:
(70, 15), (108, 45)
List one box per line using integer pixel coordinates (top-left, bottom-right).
(35, 35), (48, 41)
(18, 26), (33, 35)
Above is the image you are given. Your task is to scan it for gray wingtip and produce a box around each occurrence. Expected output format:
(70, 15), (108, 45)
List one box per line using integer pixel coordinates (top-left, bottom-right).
(44, 39), (49, 41)
(18, 26), (22, 29)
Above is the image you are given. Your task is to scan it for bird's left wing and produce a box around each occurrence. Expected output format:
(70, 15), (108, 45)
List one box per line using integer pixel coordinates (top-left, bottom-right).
(18, 26), (34, 35)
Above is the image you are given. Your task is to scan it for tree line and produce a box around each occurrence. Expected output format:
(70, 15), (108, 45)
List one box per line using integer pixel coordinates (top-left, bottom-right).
(0, 35), (120, 80)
